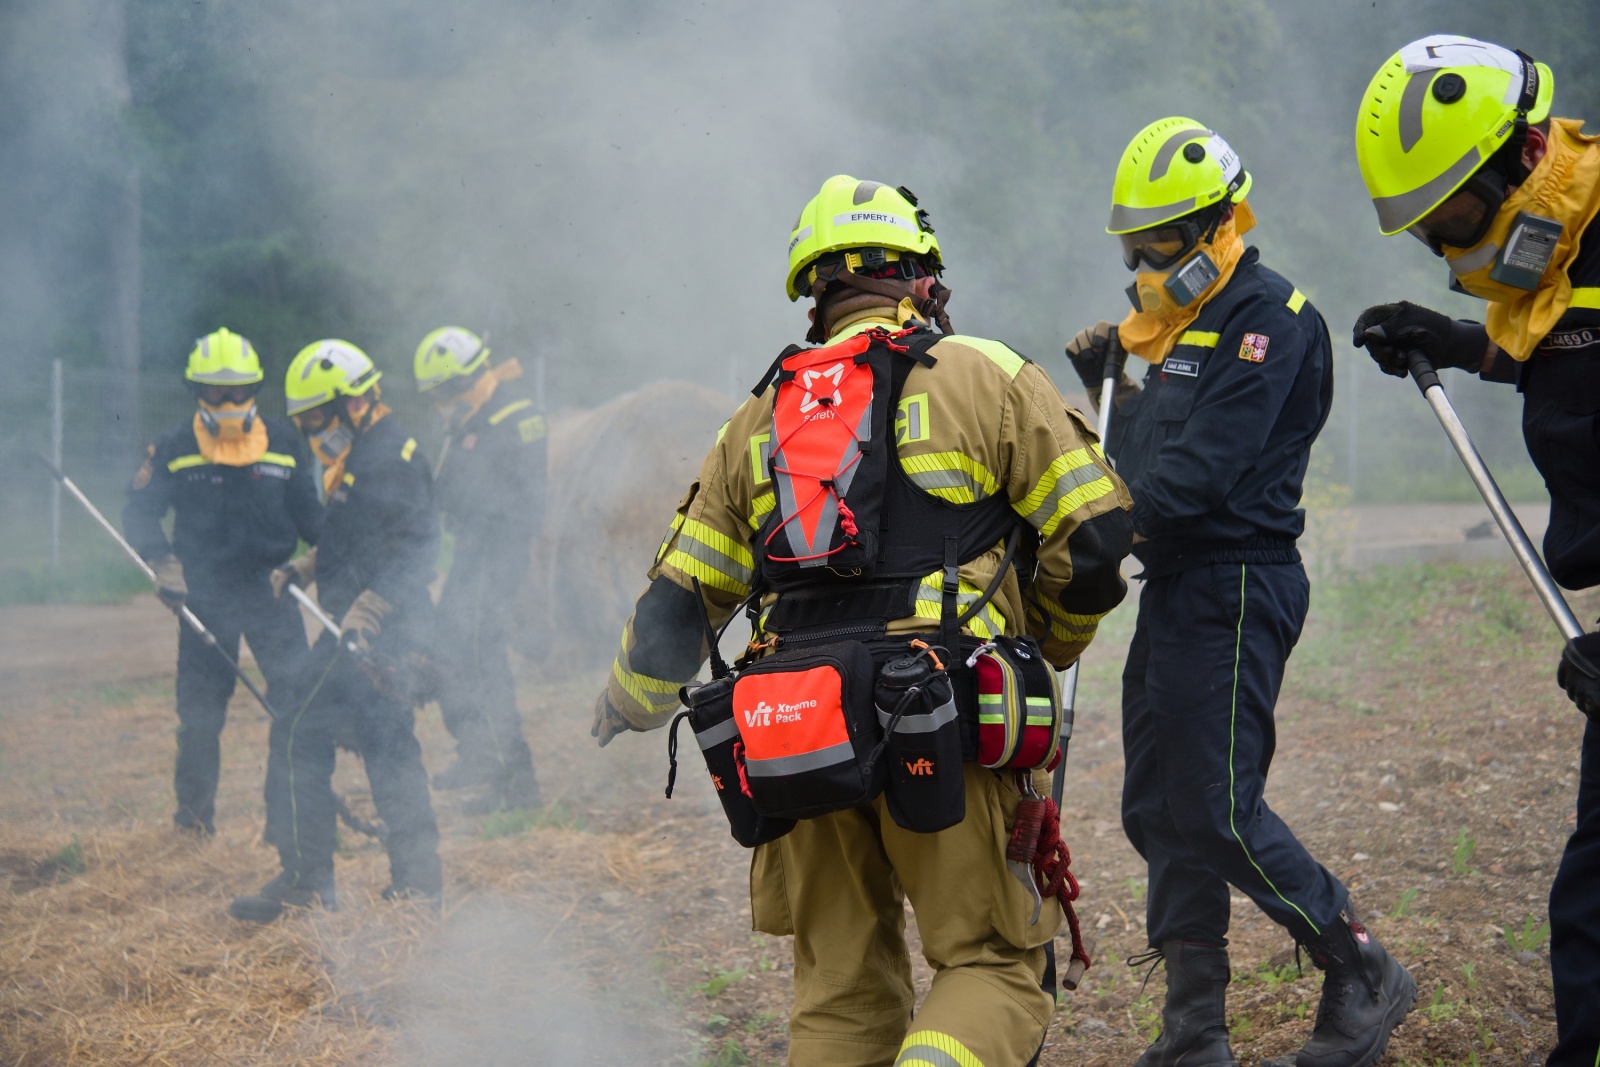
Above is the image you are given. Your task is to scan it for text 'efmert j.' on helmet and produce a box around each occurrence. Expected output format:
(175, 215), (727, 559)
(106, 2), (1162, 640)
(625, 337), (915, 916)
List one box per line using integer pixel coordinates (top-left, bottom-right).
(285, 339), (381, 416)
(413, 326), (490, 393)
(786, 175), (942, 301)
(1107, 117), (1252, 235)
(1355, 34), (1553, 236)
(186, 328), (263, 386)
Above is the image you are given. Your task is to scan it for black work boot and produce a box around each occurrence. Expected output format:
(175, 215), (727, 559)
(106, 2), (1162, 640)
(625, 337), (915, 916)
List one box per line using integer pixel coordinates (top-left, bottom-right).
(1135, 941), (1238, 1067)
(1294, 915), (1416, 1067)
(228, 870), (336, 924)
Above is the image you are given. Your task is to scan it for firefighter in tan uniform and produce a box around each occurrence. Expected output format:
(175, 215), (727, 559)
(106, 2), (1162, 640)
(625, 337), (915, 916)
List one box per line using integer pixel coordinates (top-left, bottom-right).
(594, 176), (1134, 1067)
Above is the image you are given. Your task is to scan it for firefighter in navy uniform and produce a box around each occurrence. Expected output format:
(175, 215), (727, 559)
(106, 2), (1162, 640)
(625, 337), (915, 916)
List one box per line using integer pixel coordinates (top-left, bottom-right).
(1065, 119), (1413, 1067)
(594, 176), (1134, 1067)
(123, 328), (321, 836)
(229, 340), (442, 922)
(1351, 35), (1600, 1067)
(413, 326), (545, 813)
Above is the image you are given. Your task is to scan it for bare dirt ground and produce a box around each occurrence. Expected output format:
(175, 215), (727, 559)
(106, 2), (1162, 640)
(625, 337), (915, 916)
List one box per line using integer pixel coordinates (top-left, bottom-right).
(1, 552), (1591, 1066)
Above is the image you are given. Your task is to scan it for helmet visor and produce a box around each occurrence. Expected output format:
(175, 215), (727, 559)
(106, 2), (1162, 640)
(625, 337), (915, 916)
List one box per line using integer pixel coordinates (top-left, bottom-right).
(1406, 184), (1498, 255)
(197, 383), (258, 405)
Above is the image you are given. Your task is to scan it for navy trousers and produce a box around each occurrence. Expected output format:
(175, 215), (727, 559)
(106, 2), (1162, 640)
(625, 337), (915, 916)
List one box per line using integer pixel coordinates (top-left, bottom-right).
(174, 580), (308, 832)
(263, 633), (441, 895)
(1121, 562), (1347, 946)
(435, 534), (537, 782)
(1548, 717), (1600, 1067)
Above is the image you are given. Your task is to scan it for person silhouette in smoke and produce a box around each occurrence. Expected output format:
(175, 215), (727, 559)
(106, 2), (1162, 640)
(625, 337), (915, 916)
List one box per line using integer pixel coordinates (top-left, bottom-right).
(412, 325), (545, 814)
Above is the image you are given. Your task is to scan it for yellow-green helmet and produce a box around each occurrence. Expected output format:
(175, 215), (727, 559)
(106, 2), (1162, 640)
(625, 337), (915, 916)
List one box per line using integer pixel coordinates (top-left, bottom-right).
(1107, 118), (1252, 235)
(785, 175), (941, 301)
(285, 339), (381, 417)
(185, 328), (262, 386)
(413, 326), (489, 393)
(1355, 35), (1553, 236)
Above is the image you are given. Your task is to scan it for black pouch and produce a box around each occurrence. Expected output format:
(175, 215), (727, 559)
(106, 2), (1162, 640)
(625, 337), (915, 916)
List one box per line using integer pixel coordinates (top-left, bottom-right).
(731, 640), (882, 820)
(876, 642), (965, 833)
(668, 676), (795, 848)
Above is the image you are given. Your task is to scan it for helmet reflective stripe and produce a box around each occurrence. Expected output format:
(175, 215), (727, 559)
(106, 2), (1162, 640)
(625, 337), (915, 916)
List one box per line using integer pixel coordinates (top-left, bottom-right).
(1107, 118), (1252, 235)
(185, 328), (263, 386)
(1355, 35), (1554, 235)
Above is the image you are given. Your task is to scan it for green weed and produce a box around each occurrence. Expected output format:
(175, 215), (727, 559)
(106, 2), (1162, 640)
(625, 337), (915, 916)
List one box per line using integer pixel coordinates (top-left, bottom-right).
(52, 835), (86, 876)
(1228, 1015), (1253, 1044)
(1460, 962), (1477, 992)
(1423, 984), (1459, 1023)
(698, 967), (749, 999)
(695, 1038), (751, 1067)
(1502, 915), (1551, 956)
(479, 800), (585, 839)
(1390, 887), (1420, 919)
(1450, 828), (1478, 877)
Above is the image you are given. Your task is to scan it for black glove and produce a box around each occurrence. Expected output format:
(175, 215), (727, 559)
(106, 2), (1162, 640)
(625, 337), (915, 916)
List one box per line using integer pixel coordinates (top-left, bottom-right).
(1064, 321), (1126, 396)
(1558, 632), (1600, 722)
(1352, 301), (1489, 377)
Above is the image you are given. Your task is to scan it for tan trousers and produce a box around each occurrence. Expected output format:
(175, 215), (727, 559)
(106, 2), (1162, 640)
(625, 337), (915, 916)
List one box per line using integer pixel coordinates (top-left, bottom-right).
(751, 765), (1062, 1067)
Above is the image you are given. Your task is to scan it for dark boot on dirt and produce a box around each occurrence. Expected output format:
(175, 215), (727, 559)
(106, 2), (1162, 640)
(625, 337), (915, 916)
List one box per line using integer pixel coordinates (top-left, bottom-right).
(228, 870), (336, 924)
(460, 765), (542, 816)
(1135, 941), (1238, 1067)
(1293, 914), (1416, 1067)
(431, 755), (496, 792)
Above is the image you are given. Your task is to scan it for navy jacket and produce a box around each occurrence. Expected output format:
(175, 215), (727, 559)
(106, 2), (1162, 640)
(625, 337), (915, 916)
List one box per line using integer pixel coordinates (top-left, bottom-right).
(1483, 212), (1600, 589)
(435, 376), (547, 564)
(123, 415), (321, 589)
(1107, 249), (1334, 576)
(317, 416), (439, 627)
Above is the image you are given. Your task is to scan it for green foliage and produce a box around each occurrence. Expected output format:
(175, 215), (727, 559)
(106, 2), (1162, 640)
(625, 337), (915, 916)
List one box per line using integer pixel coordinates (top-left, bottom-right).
(1390, 888), (1421, 919)
(52, 835), (86, 876)
(694, 1040), (751, 1067)
(1423, 983), (1461, 1023)
(479, 800), (585, 839)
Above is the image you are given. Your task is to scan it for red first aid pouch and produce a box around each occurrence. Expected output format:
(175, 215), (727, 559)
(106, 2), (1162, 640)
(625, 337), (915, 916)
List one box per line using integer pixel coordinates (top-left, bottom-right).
(730, 641), (882, 819)
(968, 635), (1061, 771)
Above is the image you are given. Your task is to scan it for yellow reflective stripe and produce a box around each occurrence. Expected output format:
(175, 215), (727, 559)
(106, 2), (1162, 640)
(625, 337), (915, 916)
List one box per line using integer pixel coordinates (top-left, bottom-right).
(655, 514), (686, 565)
(748, 490), (775, 531)
(944, 335), (1025, 380)
(914, 572), (1005, 639)
(1177, 330), (1220, 348)
(612, 656), (680, 713)
(259, 451), (296, 467)
(748, 432), (772, 485)
(1037, 596), (1107, 643)
(167, 454), (208, 472)
(1570, 287), (1600, 310)
(487, 398), (533, 426)
(1014, 448), (1116, 538)
(400, 437), (418, 462)
(1286, 288), (1307, 314)
(900, 450), (1001, 504)
(666, 517), (755, 593)
(895, 1029), (988, 1067)
(715, 419), (730, 445)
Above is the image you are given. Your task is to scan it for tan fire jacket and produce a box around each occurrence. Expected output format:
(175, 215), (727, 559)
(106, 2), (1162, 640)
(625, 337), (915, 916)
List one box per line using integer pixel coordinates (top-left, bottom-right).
(607, 306), (1133, 730)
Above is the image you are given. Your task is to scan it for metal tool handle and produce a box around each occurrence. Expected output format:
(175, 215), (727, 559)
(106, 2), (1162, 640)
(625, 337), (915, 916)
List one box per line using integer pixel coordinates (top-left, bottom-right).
(286, 582), (363, 654)
(1405, 351), (1583, 640)
(1096, 327), (1122, 442)
(36, 452), (280, 716)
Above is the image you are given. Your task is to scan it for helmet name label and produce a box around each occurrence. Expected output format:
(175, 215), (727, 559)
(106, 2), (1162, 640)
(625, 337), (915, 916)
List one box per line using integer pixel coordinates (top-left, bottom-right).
(831, 211), (918, 233)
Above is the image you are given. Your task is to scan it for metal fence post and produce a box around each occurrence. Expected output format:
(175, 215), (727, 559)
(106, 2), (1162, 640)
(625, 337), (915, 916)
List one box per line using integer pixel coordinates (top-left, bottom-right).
(50, 359), (63, 567)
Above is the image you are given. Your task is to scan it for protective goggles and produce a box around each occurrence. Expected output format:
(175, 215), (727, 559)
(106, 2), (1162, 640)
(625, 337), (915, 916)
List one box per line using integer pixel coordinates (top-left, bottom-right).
(1118, 208), (1224, 271)
(194, 383), (260, 405)
(1406, 163), (1509, 256)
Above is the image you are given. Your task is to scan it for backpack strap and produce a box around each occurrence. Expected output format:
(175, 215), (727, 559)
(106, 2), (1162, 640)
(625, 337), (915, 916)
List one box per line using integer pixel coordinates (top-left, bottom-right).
(751, 344), (808, 397)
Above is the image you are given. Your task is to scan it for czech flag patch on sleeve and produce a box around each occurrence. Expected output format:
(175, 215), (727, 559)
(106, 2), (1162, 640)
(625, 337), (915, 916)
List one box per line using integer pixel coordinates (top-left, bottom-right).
(1238, 333), (1269, 362)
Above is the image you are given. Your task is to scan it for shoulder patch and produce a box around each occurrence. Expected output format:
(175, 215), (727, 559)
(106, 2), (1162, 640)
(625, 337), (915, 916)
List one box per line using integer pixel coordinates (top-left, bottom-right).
(517, 414), (547, 444)
(941, 335), (1026, 380)
(1238, 333), (1269, 363)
